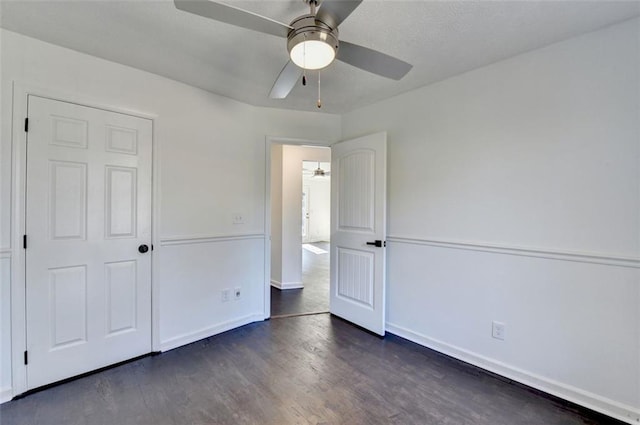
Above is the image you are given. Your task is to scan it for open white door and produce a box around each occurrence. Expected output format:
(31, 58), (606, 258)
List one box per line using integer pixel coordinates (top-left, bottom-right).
(25, 95), (152, 389)
(330, 132), (386, 335)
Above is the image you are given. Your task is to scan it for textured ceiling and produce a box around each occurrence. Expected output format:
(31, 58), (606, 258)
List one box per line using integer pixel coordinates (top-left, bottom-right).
(1, 0), (639, 114)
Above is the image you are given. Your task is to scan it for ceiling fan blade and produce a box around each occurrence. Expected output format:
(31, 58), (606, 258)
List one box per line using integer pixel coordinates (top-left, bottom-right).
(316, 0), (363, 29)
(174, 0), (292, 38)
(270, 60), (303, 99)
(337, 40), (412, 80)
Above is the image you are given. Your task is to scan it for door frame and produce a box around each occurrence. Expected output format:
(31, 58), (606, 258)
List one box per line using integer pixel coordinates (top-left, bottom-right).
(262, 136), (331, 319)
(301, 184), (310, 243)
(9, 82), (160, 397)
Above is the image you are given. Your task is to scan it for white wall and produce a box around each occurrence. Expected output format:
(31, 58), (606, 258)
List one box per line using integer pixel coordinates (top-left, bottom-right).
(0, 29), (340, 397)
(270, 145), (330, 289)
(0, 254), (10, 401)
(342, 18), (640, 423)
(0, 27), (12, 402)
(303, 171), (331, 243)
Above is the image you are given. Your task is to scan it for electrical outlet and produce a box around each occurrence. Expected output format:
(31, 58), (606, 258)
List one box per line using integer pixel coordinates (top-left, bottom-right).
(234, 287), (241, 300)
(232, 213), (244, 224)
(492, 321), (505, 340)
(221, 288), (230, 302)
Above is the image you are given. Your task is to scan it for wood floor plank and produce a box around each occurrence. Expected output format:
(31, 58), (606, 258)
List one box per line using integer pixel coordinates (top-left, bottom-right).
(0, 314), (624, 425)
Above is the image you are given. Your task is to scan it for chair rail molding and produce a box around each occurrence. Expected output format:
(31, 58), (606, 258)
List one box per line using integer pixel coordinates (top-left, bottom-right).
(386, 236), (640, 269)
(160, 233), (265, 247)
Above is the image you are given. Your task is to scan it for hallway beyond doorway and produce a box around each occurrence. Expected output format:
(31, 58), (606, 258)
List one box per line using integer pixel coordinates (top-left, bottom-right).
(271, 242), (329, 317)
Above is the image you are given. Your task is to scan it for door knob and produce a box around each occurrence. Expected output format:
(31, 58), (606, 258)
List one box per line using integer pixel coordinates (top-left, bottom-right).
(366, 240), (385, 248)
(138, 244), (149, 254)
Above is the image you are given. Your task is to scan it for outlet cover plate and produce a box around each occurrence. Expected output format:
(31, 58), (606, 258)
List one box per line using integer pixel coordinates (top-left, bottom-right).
(492, 321), (505, 340)
(222, 288), (230, 302)
(232, 213), (244, 224)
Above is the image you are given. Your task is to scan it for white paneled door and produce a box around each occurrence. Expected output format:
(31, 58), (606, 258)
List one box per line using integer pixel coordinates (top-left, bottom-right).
(330, 132), (387, 335)
(25, 95), (152, 389)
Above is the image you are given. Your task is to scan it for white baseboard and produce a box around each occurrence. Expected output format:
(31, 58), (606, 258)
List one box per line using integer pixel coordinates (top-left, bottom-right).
(386, 322), (640, 425)
(0, 387), (12, 404)
(270, 280), (304, 290)
(160, 313), (264, 352)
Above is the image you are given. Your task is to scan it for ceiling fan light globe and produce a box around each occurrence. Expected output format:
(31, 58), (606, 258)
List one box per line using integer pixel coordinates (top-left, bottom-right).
(287, 14), (338, 71)
(290, 40), (336, 70)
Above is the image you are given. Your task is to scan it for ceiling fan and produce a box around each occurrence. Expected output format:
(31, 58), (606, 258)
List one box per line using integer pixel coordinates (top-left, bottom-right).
(174, 0), (413, 103)
(303, 161), (331, 177)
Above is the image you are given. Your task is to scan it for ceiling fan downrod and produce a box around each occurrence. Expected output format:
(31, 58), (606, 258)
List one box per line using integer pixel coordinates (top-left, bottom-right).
(307, 0), (318, 15)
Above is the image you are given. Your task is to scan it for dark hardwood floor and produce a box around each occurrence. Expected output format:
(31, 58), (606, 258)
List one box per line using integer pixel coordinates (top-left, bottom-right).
(0, 314), (622, 425)
(271, 242), (329, 317)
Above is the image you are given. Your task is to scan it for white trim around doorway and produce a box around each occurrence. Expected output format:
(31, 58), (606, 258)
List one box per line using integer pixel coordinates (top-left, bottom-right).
(8, 81), (160, 398)
(263, 136), (331, 320)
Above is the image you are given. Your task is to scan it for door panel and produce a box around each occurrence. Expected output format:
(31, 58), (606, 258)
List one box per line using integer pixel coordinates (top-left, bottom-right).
(337, 150), (375, 231)
(336, 247), (374, 307)
(49, 265), (88, 349)
(105, 166), (137, 238)
(25, 95), (152, 389)
(105, 260), (137, 335)
(49, 161), (87, 240)
(330, 132), (386, 335)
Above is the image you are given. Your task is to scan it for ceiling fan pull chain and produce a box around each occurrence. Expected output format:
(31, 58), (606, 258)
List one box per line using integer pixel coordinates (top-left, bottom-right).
(302, 33), (307, 86)
(317, 70), (322, 108)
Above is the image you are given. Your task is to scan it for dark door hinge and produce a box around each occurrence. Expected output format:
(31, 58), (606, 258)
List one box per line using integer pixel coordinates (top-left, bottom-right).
(24, 118), (29, 132)
(23, 235), (27, 249)
(24, 351), (28, 365)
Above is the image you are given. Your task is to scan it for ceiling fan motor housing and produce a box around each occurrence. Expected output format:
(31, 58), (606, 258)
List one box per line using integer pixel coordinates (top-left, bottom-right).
(287, 14), (339, 70)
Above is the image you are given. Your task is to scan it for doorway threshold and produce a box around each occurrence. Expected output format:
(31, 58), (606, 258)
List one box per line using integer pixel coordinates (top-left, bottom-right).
(270, 311), (329, 319)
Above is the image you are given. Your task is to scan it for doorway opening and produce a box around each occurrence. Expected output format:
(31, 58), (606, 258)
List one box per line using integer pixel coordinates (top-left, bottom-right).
(269, 145), (330, 317)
